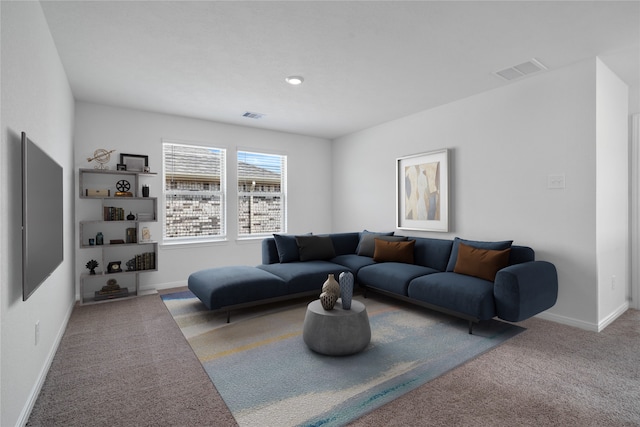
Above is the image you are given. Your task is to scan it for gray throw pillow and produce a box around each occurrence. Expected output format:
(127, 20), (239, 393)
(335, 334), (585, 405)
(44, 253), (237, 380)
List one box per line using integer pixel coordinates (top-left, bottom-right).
(357, 232), (404, 257)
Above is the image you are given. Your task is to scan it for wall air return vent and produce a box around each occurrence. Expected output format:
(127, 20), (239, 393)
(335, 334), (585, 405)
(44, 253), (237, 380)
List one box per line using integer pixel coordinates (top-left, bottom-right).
(243, 112), (265, 119)
(495, 58), (547, 81)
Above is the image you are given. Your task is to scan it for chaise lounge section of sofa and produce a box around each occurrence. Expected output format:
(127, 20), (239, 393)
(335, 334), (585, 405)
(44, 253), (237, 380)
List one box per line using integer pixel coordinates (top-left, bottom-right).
(188, 231), (558, 332)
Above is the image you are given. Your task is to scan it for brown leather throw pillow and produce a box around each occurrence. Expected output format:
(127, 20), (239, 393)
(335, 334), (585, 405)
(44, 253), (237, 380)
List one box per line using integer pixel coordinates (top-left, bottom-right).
(453, 242), (511, 281)
(373, 239), (415, 264)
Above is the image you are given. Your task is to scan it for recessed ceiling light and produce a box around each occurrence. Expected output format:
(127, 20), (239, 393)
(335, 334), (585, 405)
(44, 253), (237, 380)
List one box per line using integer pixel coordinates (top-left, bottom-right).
(285, 76), (304, 85)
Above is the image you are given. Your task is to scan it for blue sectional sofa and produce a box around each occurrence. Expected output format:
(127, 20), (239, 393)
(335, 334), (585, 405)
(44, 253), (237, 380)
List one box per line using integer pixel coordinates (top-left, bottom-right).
(188, 231), (558, 333)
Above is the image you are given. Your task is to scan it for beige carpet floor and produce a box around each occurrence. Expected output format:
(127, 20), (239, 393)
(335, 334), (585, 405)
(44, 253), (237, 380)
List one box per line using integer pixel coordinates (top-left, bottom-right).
(27, 292), (640, 426)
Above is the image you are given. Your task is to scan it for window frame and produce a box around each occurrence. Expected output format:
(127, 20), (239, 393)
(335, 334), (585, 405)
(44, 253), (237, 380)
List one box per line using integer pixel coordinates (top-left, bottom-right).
(162, 140), (227, 245)
(236, 148), (287, 239)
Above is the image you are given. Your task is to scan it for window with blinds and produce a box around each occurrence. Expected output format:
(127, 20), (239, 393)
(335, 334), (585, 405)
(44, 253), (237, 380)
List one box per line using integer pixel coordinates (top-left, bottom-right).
(163, 142), (226, 242)
(237, 150), (287, 236)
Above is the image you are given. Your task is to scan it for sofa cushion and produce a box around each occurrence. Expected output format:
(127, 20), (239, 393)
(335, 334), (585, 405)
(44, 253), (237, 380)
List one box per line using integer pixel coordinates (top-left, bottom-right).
(328, 232), (361, 255)
(355, 230), (395, 256)
(408, 272), (496, 320)
(330, 254), (377, 278)
(373, 239), (415, 264)
(446, 237), (513, 272)
(188, 266), (288, 310)
(412, 237), (454, 271)
(358, 262), (439, 296)
(258, 261), (349, 294)
(296, 235), (336, 261)
(273, 233), (309, 263)
(453, 243), (511, 281)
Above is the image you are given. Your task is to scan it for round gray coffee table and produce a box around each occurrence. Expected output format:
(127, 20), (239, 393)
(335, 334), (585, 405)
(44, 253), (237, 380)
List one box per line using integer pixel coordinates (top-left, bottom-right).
(302, 299), (371, 356)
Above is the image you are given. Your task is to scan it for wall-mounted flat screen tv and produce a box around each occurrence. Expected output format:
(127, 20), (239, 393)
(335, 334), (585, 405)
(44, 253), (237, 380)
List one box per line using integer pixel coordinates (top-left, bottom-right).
(22, 132), (64, 301)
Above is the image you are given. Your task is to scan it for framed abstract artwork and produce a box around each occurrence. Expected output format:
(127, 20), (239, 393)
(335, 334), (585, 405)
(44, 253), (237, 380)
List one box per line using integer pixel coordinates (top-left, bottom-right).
(397, 149), (449, 232)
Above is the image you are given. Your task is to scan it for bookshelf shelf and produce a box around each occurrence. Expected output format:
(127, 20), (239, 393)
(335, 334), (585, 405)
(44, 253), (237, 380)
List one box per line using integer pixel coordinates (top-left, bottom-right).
(78, 168), (158, 304)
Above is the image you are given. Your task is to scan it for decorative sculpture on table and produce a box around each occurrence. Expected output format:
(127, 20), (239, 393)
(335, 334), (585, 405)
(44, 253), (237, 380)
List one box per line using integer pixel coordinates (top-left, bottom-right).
(339, 272), (354, 310)
(320, 274), (340, 310)
(320, 292), (338, 310)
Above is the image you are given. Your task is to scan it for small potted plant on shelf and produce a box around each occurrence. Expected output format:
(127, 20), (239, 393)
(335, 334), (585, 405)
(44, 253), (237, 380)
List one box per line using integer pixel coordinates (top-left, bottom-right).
(86, 259), (99, 275)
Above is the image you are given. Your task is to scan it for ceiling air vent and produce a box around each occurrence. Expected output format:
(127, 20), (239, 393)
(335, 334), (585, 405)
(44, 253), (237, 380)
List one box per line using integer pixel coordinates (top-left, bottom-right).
(242, 111), (265, 119)
(494, 58), (547, 81)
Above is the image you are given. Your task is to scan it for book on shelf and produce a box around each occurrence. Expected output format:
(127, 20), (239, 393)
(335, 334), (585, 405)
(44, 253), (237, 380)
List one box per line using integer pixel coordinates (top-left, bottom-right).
(134, 252), (156, 271)
(126, 228), (137, 243)
(94, 287), (129, 301)
(103, 206), (125, 221)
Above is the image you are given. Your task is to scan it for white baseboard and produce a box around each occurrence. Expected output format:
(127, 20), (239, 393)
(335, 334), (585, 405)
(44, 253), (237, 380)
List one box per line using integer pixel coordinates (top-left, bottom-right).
(140, 280), (186, 293)
(535, 302), (631, 333)
(535, 311), (599, 332)
(18, 299), (75, 427)
(597, 301), (630, 332)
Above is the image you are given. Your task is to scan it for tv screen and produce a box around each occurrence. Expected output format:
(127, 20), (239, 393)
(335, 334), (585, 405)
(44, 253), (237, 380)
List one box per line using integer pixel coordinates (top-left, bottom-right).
(22, 132), (64, 301)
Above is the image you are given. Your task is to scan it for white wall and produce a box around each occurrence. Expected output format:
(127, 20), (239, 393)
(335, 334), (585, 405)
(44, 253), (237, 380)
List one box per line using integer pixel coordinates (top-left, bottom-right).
(73, 102), (333, 292)
(0, 2), (75, 426)
(632, 114), (640, 310)
(333, 58), (628, 330)
(595, 59), (630, 328)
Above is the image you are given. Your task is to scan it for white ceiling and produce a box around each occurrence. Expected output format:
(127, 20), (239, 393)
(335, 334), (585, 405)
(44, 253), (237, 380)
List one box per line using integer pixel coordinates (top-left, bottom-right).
(40, 1), (640, 140)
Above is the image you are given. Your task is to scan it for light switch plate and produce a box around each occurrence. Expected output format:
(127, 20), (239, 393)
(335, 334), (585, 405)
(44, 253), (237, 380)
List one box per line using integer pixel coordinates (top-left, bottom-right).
(547, 174), (565, 189)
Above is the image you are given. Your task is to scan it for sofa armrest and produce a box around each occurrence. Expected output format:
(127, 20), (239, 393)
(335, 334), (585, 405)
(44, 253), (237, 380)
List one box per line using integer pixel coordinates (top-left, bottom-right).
(494, 261), (558, 322)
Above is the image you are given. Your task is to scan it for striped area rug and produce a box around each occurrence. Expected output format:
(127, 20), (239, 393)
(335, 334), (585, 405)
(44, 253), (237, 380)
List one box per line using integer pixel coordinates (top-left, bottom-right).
(161, 291), (524, 427)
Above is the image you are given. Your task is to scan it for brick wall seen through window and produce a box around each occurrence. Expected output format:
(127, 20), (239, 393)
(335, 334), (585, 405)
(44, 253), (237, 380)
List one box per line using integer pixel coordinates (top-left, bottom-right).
(163, 142), (226, 241)
(237, 150), (287, 236)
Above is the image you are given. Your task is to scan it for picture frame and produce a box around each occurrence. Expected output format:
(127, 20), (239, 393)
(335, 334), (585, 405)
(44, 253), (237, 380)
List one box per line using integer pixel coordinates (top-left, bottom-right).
(140, 226), (151, 242)
(397, 149), (449, 232)
(119, 153), (148, 172)
(116, 163), (127, 171)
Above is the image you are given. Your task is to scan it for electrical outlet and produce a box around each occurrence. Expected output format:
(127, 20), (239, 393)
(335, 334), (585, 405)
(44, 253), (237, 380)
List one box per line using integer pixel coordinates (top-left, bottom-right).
(611, 275), (616, 290)
(35, 321), (40, 346)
